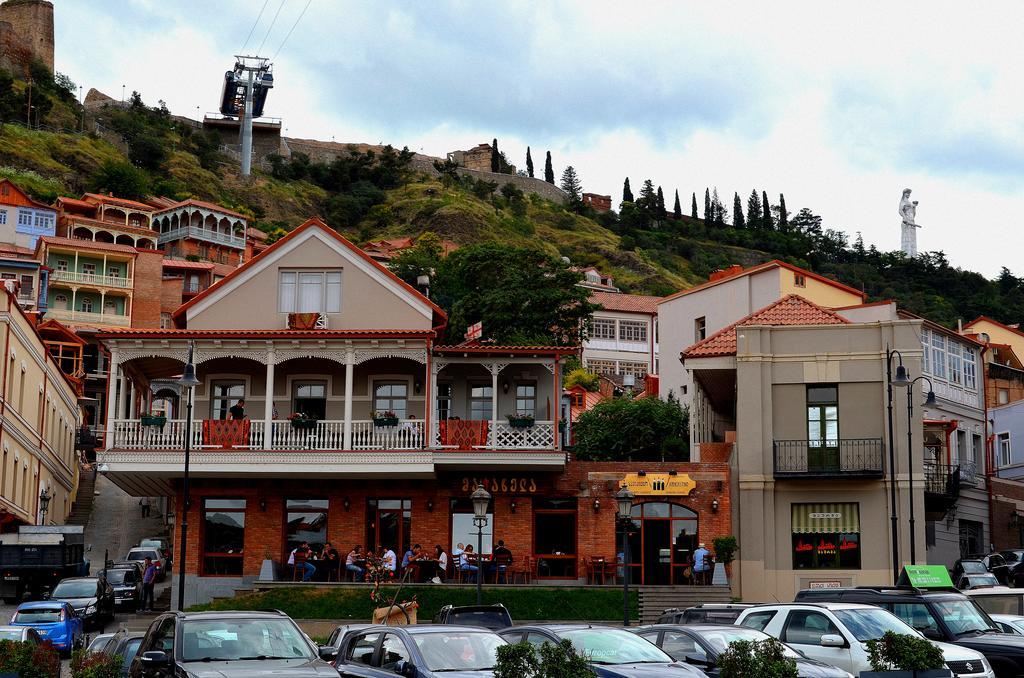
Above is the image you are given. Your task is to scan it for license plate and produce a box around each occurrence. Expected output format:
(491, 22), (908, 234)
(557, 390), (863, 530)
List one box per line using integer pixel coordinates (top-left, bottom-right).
(3, 576), (18, 581)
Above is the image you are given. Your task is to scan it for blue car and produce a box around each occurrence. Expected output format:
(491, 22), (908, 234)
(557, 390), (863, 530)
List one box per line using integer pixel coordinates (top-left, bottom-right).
(335, 624), (506, 677)
(10, 600), (83, 656)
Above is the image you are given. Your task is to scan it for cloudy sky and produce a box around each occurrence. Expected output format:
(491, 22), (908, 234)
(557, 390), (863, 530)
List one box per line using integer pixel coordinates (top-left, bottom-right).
(55, 1), (1021, 277)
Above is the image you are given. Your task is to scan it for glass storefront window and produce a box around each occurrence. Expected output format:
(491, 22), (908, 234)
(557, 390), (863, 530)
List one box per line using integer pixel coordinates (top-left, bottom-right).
(534, 498), (577, 578)
(792, 533), (860, 569)
(202, 499), (246, 576)
(284, 499), (328, 557)
(450, 498), (493, 555)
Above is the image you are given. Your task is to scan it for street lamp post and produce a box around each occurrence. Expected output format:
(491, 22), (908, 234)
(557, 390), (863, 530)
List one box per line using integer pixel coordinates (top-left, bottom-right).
(899, 375), (937, 565)
(471, 486), (491, 606)
(38, 487), (50, 525)
(615, 486), (634, 627)
(176, 341), (200, 611)
(886, 347), (909, 582)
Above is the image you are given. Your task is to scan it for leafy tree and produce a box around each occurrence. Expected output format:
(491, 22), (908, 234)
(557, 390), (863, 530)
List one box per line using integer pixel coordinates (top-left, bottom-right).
(746, 189), (762, 228)
(544, 151), (554, 184)
(673, 189), (682, 219)
(622, 177), (633, 204)
(777, 193), (789, 231)
(490, 138), (499, 173)
(637, 179), (658, 226)
(525, 146), (534, 178)
(432, 158), (460, 187)
(471, 178), (499, 199)
(0, 69), (20, 121)
(560, 166), (583, 213)
(762, 190), (772, 229)
(89, 159), (149, 200)
(574, 396), (688, 461)
(790, 207), (822, 236)
(565, 368), (600, 391)
(128, 134), (167, 171)
(733, 192), (745, 229)
(703, 188), (711, 222)
(691, 192), (698, 219)
(656, 186), (666, 219)
(710, 187), (726, 226)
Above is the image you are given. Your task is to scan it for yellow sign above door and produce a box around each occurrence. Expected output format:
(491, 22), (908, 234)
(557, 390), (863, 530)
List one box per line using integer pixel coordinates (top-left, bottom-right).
(619, 473), (696, 496)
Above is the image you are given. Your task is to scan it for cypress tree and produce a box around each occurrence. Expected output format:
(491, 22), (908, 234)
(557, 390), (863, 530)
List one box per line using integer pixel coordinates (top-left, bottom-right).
(704, 188), (711, 222)
(711, 187), (725, 226)
(525, 147), (534, 178)
(673, 190), (682, 219)
(762, 190), (772, 229)
(747, 189), (762, 229)
(544, 151), (554, 184)
(778, 193), (789, 231)
(733, 192), (745, 229)
(691, 193), (698, 219)
(656, 186), (666, 218)
(622, 178), (634, 204)
(491, 138), (500, 173)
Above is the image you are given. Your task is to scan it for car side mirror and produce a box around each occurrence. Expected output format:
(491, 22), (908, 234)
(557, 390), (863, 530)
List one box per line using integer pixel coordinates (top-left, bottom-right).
(41, 592), (49, 600)
(140, 650), (170, 666)
(395, 660), (417, 678)
(819, 634), (845, 648)
(920, 628), (943, 641)
(318, 645), (337, 660)
(684, 654), (711, 667)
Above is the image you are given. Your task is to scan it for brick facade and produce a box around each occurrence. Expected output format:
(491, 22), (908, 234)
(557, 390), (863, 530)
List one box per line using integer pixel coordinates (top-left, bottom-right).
(171, 459), (731, 583)
(990, 476), (1024, 550)
(582, 193), (612, 213)
(131, 249), (164, 328)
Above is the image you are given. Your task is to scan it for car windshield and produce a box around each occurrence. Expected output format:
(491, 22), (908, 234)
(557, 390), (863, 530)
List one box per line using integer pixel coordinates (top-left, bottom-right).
(118, 638), (143, 669)
(933, 600), (999, 636)
(447, 610), (510, 629)
(139, 539), (163, 548)
(960, 561), (989, 574)
(88, 634), (114, 652)
(181, 618), (314, 662)
(412, 631), (506, 671)
(103, 570), (132, 585)
(833, 608), (919, 642)
(965, 575), (999, 586)
(0, 629), (21, 641)
(12, 608), (63, 624)
(127, 550), (159, 562)
(561, 628), (673, 665)
(1001, 552), (1023, 563)
(52, 580), (96, 598)
(696, 627), (799, 658)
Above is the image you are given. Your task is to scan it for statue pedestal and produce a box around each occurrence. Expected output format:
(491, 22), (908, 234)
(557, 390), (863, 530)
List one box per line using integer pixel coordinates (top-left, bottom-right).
(712, 562), (728, 586)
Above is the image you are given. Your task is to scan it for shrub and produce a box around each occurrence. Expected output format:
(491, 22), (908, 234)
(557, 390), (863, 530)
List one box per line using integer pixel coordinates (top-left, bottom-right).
(0, 639), (60, 677)
(866, 631), (945, 671)
(717, 638), (797, 678)
(713, 536), (738, 566)
(564, 368), (600, 392)
(494, 639), (595, 678)
(574, 395), (687, 461)
(70, 649), (123, 678)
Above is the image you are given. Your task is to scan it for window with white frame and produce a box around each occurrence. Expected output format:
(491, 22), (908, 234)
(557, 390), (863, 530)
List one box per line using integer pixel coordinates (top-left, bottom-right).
(278, 270), (342, 314)
(930, 332), (947, 379)
(515, 383), (536, 416)
(107, 266), (120, 278)
(0, 212), (6, 225)
(80, 297), (92, 313)
(587, 359), (616, 376)
(964, 347), (977, 390)
(436, 383), (452, 420)
(159, 312), (172, 329)
(373, 382), (407, 420)
(619, 320), (647, 343)
(619, 361), (648, 378)
(921, 328), (930, 373)
(82, 263), (95, 275)
(999, 432), (1011, 468)
(591, 318), (615, 340)
(948, 341), (963, 385)
(468, 384), (492, 420)
(695, 316), (706, 341)
(55, 259), (68, 272)
(922, 328), (977, 392)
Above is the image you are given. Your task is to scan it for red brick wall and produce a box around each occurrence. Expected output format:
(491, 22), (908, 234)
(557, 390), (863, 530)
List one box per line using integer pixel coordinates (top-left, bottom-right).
(161, 277), (183, 315)
(131, 250), (164, 328)
(990, 477), (1024, 550)
(170, 459), (731, 580)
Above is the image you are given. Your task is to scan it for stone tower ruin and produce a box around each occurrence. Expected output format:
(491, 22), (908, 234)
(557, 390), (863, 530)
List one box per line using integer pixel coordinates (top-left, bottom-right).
(0, 0), (54, 75)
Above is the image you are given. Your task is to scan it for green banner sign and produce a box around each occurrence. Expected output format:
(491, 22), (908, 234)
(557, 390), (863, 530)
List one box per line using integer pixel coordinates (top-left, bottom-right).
(898, 565), (953, 588)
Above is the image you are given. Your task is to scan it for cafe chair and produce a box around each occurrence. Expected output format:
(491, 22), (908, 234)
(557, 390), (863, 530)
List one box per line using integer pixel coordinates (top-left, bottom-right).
(510, 555), (532, 585)
(291, 554), (308, 582)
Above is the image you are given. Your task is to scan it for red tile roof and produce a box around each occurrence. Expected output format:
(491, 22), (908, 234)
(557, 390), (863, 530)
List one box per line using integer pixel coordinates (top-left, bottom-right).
(158, 199), (247, 220)
(35, 236), (138, 255)
(0, 243), (35, 257)
(590, 290), (660, 315)
(96, 329), (436, 339)
(82, 193), (155, 212)
(55, 196), (95, 211)
(162, 260), (215, 270)
(963, 315), (1024, 341)
(434, 344), (579, 355)
(682, 294), (850, 359)
(660, 259), (865, 304)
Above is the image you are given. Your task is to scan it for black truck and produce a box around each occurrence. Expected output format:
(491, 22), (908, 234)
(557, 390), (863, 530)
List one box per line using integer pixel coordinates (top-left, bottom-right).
(0, 525), (88, 603)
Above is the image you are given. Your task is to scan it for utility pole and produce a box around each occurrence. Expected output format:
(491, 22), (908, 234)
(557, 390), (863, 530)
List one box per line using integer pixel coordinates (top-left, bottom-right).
(240, 67), (254, 176)
(228, 56), (273, 178)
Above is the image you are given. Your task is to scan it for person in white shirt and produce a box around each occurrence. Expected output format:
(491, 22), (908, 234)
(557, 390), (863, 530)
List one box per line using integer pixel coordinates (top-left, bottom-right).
(460, 544), (478, 583)
(452, 542), (464, 559)
(434, 544), (448, 582)
(382, 547), (397, 574)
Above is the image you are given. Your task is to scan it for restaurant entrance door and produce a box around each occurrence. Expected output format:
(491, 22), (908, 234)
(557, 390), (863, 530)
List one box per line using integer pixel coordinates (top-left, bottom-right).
(367, 499), (411, 557)
(621, 502), (699, 585)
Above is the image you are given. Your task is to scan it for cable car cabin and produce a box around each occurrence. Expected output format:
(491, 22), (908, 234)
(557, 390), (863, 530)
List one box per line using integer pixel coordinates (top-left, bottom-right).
(219, 70), (244, 117)
(252, 71), (274, 118)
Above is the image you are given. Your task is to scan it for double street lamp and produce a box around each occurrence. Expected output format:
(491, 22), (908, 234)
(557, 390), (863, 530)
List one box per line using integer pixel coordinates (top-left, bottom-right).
(471, 485), (491, 606)
(615, 486), (634, 627)
(176, 341), (200, 612)
(38, 487), (50, 525)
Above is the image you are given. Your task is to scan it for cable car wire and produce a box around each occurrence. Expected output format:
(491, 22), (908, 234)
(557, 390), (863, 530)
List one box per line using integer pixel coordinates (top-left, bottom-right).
(257, 0), (287, 54)
(239, 0), (271, 53)
(272, 0), (314, 60)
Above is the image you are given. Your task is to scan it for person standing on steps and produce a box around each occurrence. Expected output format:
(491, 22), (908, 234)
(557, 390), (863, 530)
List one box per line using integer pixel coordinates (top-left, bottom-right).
(139, 497), (151, 519)
(140, 557), (156, 612)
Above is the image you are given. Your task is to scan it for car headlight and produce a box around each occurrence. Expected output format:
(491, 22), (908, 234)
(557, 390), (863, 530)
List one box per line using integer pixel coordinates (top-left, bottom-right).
(981, 656), (993, 673)
(84, 605), (96, 614)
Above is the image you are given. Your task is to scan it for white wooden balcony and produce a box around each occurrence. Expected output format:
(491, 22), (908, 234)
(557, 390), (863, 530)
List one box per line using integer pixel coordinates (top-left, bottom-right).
(51, 270), (132, 289)
(47, 308), (131, 327)
(157, 225), (245, 250)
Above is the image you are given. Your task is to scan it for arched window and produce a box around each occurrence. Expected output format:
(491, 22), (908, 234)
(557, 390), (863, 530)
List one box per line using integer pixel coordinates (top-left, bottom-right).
(80, 297), (92, 313)
(620, 502), (700, 585)
(53, 294), (68, 310)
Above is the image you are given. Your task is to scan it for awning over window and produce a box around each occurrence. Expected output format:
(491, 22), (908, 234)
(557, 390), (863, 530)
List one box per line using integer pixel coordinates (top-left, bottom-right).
(791, 503), (860, 534)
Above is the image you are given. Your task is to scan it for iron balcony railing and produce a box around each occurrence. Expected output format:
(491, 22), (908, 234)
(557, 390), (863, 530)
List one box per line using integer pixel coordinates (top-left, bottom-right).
(924, 463), (961, 497)
(773, 438), (885, 478)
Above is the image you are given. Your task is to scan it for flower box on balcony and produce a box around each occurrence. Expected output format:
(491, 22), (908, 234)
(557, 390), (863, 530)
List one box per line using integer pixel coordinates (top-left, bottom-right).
(140, 415), (166, 428)
(289, 417), (318, 430)
(373, 416), (399, 428)
(507, 414), (535, 429)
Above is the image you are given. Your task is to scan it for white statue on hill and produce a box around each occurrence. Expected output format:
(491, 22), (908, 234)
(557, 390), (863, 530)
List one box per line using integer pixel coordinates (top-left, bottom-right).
(899, 188), (920, 257)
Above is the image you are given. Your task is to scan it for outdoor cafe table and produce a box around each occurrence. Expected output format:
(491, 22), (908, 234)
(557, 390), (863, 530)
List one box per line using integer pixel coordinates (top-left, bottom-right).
(407, 558), (440, 582)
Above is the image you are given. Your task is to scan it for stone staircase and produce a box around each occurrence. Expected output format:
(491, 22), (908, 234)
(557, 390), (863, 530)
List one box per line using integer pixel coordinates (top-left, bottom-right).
(67, 469), (96, 525)
(637, 585), (733, 624)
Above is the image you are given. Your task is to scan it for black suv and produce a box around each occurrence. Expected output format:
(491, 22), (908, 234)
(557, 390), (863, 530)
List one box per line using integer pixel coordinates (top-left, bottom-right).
(431, 604), (512, 629)
(795, 586), (1024, 677)
(128, 610), (337, 677)
(657, 604), (755, 625)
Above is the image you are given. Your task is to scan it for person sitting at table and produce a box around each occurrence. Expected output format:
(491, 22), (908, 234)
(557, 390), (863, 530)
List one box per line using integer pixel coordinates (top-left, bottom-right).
(493, 539), (513, 583)
(452, 542), (464, 561)
(460, 544), (478, 583)
(382, 546), (397, 575)
(321, 542), (339, 578)
(288, 541), (315, 582)
(401, 544), (421, 571)
(346, 545), (365, 582)
(434, 545), (448, 582)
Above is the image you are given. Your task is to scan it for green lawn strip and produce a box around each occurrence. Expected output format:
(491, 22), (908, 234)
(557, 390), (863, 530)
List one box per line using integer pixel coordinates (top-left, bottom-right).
(189, 585), (639, 621)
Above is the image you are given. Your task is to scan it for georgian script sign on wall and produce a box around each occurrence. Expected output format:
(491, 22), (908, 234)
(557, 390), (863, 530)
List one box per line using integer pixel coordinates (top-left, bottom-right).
(619, 473), (696, 496)
(461, 476), (540, 494)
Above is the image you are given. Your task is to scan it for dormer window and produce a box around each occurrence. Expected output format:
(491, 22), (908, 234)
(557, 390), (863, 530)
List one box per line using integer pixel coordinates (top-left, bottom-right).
(794, 273), (807, 288)
(278, 270), (342, 314)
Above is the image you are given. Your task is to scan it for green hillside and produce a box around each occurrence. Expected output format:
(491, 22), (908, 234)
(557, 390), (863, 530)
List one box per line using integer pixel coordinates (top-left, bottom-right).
(0, 77), (1021, 327)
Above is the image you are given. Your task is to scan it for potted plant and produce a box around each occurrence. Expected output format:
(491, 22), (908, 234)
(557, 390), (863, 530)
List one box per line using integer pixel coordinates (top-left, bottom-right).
(373, 410), (399, 427)
(506, 413), (535, 429)
(140, 411), (166, 428)
(288, 412), (317, 430)
(713, 638), (798, 678)
(713, 535), (738, 583)
(494, 638), (596, 678)
(863, 631), (952, 677)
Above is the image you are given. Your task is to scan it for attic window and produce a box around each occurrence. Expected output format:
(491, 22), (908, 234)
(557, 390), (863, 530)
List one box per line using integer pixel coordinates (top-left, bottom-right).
(278, 270), (342, 314)
(794, 273), (807, 288)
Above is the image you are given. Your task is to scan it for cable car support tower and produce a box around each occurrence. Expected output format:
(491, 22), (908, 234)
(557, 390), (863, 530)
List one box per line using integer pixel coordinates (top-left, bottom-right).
(219, 55), (273, 177)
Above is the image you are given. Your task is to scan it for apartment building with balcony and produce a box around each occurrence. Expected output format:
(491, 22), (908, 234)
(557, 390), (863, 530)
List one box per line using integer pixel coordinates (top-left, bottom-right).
(0, 243), (45, 312)
(0, 286), (81, 527)
(0, 179), (56, 250)
(583, 290), (660, 382)
(153, 200), (248, 266)
(55, 193), (158, 249)
(681, 294), (925, 601)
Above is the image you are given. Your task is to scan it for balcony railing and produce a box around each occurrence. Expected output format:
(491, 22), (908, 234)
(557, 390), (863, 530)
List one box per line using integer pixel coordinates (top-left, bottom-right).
(493, 421), (557, 449)
(924, 463), (961, 497)
(773, 438), (885, 478)
(51, 270), (132, 289)
(158, 225), (245, 250)
(47, 308), (130, 327)
(958, 459), (979, 485)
